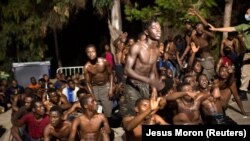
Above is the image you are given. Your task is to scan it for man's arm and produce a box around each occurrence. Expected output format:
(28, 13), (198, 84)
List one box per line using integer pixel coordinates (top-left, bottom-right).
(229, 81), (250, 116)
(13, 113), (26, 127)
(11, 95), (20, 113)
(68, 117), (80, 141)
(63, 102), (81, 120)
(11, 106), (26, 124)
(105, 59), (114, 99)
(208, 24), (236, 32)
(60, 96), (71, 110)
(154, 114), (169, 125)
(43, 125), (52, 141)
(84, 65), (94, 94)
(188, 8), (208, 26)
(101, 114), (111, 134)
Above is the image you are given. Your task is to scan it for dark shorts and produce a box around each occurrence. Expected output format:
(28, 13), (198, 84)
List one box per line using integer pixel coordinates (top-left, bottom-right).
(119, 80), (149, 116)
(203, 114), (237, 125)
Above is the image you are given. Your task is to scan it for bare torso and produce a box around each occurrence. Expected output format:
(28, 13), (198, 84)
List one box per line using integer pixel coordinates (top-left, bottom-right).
(78, 114), (105, 141)
(127, 42), (159, 83)
(48, 121), (71, 141)
(85, 58), (110, 85)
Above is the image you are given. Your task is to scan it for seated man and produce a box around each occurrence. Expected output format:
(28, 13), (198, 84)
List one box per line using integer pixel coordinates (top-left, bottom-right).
(43, 88), (71, 113)
(13, 100), (49, 141)
(68, 94), (111, 141)
(166, 82), (207, 125)
(44, 105), (72, 141)
(62, 88), (88, 120)
(122, 88), (169, 141)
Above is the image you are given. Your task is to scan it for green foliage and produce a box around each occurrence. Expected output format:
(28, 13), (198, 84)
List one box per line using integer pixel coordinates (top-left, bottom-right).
(0, 0), (47, 64)
(92, 0), (113, 16)
(125, 0), (217, 26)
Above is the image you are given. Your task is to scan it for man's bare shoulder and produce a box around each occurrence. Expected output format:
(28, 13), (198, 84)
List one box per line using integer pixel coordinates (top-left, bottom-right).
(97, 57), (107, 63)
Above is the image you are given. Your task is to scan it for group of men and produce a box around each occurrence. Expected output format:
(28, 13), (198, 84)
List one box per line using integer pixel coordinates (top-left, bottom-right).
(4, 7), (250, 141)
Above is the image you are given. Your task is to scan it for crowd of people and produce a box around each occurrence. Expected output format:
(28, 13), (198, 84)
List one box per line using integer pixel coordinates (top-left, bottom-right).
(0, 8), (250, 141)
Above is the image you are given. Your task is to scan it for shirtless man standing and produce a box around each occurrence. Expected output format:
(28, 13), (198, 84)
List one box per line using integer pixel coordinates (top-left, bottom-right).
(44, 105), (72, 141)
(113, 32), (128, 83)
(120, 18), (165, 117)
(84, 45), (113, 118)
(122, 88), (168, 141)
(68, 94), (110, 141)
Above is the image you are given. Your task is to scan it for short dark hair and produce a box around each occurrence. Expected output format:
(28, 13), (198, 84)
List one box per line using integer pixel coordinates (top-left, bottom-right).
(135, 98), (148, 107)
(85, 44), (96, 53)
(77, 88), (88, 98)
(31, 100), (42, 109)
(50, 105), (63, 115)
(144, 17), (158, 30)
(176, 82), (190, 92)
(79, 94), (93, 109)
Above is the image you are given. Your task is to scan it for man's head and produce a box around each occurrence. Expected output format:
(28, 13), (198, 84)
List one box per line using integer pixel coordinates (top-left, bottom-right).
(245, 8), (250, 21)
(49, 105), (63, 127)
(104, 44), (110, 51)
(77, 88), (88, 99)
(68, 79), (76, 90)
(30, 77), (37, 85)
(197, 74), (209, 89)
(218, 66), (230, 79)
(195, 23), (204, 36)
(24, 94), (35, 110)
(85, 44), (97, 61)
(80, 94), (97, 111)
(31, 100), (45, 116)
(134, 98), (149, 114)
(48, 88), (59, 104)
(144, 18), (161, 41)
(177, 82), (193, 101)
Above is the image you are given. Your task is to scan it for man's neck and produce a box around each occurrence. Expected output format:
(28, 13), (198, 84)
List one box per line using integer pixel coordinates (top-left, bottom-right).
(146, 38), (158, 48)
(89, 58), (98, 65)
(84, 110), (96, 120)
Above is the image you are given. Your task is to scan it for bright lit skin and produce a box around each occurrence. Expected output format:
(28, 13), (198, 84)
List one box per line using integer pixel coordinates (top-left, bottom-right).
(198, 75), (209, 89)
(86, 46), (97, 61)
(49, 111), (62, 127)
(146, 22), (162, 41)
(24, 97), (33, 110)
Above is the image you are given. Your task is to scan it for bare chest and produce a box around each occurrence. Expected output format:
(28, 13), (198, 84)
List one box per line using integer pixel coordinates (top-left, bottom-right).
(87, 63), (106, 74)
(138, 47), (159, 65)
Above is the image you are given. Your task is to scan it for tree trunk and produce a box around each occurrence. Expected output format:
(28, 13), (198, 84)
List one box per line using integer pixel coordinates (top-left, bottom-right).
(223, 0), (233, 39)
(109, 0), (122, 63)
(53, 28), (62, 68)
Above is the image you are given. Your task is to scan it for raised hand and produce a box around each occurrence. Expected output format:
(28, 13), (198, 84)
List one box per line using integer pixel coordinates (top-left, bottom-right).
(150, 87), (161, 111)
(190, 42), (200, 53)
(188, 8), (197, 16)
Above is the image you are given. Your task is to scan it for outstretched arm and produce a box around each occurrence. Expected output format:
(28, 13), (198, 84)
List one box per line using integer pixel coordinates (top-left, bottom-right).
(188, 8), (208, 26)
(208, 24), (236, 32)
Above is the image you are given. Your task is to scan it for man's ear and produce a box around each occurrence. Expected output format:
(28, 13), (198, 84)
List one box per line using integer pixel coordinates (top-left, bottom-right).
(144, 30), (148, 36)
(134, 107), (139, 113)
(32, 107), (35, 112)
(84, 104), (88, 109)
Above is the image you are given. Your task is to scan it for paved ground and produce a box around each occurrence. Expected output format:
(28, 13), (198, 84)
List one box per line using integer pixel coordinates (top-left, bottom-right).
(0, 95), (249, 141)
